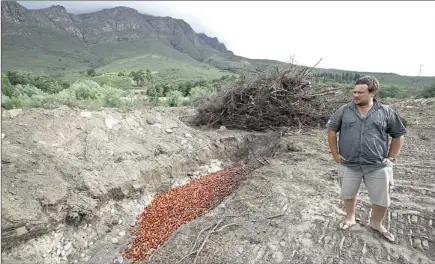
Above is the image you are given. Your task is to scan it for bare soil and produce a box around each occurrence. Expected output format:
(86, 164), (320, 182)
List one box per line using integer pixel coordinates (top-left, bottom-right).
(1, 98), (434, 264)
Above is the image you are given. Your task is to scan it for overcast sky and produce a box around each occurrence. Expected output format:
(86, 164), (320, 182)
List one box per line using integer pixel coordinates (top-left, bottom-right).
(18, 1), (435, 76)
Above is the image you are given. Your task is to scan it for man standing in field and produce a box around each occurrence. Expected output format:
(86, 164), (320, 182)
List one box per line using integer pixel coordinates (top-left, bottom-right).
(326, 76), (406, 242)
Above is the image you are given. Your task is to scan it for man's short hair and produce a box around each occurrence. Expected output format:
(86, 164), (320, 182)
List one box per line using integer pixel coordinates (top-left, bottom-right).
(355, 76), (379, 94)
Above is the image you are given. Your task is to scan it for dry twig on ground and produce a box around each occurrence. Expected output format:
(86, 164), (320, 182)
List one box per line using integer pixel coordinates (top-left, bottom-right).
(177, 215), (243, 264)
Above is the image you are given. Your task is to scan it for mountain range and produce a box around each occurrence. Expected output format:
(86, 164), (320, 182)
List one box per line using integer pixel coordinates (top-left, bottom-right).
(1, 1), (285, 77)
(2, 1), (434, 88)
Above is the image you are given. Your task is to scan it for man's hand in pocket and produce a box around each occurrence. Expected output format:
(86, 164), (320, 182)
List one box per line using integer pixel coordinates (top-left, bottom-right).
(383, 157), (394, 167)
(333, 154), (345, 164)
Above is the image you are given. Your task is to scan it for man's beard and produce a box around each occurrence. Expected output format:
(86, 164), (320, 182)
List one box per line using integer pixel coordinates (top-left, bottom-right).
(353, 98), (370, 106)
(356, 100), (368, 106)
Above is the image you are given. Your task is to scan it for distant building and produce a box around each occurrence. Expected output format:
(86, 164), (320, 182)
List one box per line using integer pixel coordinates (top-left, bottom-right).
(102, 73), (117, 77)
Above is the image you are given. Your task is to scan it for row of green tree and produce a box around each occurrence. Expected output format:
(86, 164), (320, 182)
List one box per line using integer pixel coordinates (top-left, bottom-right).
(3, 70), (70, 97)
(313, 72), (363, 83)
(145, 74), (237, 99)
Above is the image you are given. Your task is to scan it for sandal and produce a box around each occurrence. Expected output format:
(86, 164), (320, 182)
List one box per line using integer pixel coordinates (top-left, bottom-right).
(370, 227), (395, 243)
(339, 221), (356, 230)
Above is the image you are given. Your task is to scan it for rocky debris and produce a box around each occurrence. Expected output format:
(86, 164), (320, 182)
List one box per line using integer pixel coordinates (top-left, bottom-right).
(3, 108), (23, 118)
(105, 118), (118, 129)
(146, 117), (160, 125)
(219, 126), (227, 132)
(80, 111), (92, 118)
(422, 240), (430, 250)
(15, 226), (28, 236)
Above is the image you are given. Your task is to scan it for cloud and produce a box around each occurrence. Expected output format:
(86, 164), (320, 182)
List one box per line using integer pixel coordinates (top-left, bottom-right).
(17, 1), (435, 76)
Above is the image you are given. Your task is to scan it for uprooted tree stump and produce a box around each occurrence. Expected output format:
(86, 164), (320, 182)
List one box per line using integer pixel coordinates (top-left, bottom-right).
(193, 64), (347, 131)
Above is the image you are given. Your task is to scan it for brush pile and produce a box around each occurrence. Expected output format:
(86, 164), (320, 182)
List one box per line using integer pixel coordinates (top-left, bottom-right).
(193, 64), (345, 131)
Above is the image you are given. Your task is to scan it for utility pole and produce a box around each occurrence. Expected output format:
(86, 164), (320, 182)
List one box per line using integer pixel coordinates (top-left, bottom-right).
(415, 64), (423, 92)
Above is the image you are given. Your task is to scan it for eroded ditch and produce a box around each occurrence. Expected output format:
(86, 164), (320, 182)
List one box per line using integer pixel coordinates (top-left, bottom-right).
(1, 108), (280, 264)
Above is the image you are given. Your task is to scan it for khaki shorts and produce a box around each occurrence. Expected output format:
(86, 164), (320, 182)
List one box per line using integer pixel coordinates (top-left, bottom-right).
(337, 162), (394, 207)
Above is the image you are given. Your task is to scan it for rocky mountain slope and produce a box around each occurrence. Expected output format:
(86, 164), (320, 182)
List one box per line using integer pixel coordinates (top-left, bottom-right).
(2, 1), (273, 74)
(3, 2), (431, 84)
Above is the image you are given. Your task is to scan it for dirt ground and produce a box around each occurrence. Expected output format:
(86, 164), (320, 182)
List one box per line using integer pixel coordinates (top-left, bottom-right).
(1, 98), (434, 264)
(146, 98), (435, 264)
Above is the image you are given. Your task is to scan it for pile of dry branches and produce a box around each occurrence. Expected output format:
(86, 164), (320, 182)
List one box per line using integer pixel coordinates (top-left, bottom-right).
(193, 64), (345, 131)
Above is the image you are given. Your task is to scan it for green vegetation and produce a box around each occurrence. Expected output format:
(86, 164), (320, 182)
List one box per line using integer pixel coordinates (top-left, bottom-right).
(87, 69), (96, 77)
(1, 31), (233, 81)
(2, 68), (434, 112)
(97, 52), (230, 82)
(131, 70), (147, 87)
(1, 70), (238, 110)
(2, 73), (129, 110)
(418, 83), (435, 99)
(311, 70), (435, 99)
(312, 72), (363, 84)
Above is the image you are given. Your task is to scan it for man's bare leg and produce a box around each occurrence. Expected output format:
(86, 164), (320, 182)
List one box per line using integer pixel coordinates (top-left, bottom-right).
(371, 204), (387, 230)
(371, 204), (395, 241)
(344, 198), (357, 222)
(340, 198), (357, 229)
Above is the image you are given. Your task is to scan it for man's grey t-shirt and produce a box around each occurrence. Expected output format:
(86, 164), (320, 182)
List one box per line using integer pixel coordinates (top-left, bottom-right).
(326, 100), (406, 173)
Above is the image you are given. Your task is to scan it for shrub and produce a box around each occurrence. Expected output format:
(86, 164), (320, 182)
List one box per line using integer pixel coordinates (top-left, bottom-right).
(87, 69), (96, 77)
(418, 83), (435, 98)
(162, 83), (174, 96)
(70, 80), (100, 100)
(1, 93), (45, 109)
(132, 70), (146, 86)
(378, 85), (405, 99)
(1, 74), (44, 98)
(146, 86), (158, 97)
(6, 70), (32, 85)
(32, 76), (66, 94)
(99, 85), (126, 107)
(2, 74), (15, 97)
(167, 90), (183, 107)
(184, 86), (214, 106)
(2, 94), (19, 109)
(16, 84), (45, 97)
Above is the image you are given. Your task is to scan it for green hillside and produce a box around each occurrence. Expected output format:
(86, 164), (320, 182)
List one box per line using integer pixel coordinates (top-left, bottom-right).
(98, 54), (228, 81)
(1, 27), (98, 74)
(204, 53), (287, 72)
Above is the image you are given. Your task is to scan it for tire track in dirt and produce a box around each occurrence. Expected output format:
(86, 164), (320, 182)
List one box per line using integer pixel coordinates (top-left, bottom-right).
(270, 128), (435, 264)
